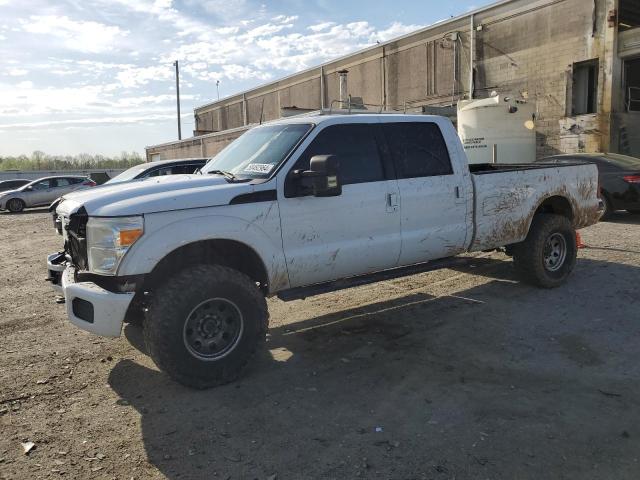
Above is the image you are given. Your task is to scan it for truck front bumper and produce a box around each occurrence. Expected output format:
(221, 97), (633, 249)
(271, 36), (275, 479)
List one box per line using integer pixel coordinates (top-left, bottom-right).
(47, 252), (133, 337)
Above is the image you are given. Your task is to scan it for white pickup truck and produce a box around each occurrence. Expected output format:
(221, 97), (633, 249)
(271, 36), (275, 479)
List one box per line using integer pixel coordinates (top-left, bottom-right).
(47, 114), (603, 388)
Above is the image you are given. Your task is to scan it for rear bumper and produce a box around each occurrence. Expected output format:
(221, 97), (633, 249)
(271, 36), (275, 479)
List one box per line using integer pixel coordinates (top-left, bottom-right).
(47, 253), (133, 337)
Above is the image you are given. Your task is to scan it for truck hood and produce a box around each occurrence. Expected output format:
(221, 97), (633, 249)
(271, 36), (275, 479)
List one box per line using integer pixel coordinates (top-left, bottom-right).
(56, 174), (255, 217)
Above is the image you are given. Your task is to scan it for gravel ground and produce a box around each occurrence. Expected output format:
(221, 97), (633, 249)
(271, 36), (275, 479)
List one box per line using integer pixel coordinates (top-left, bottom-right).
(1, 209), (639, 480)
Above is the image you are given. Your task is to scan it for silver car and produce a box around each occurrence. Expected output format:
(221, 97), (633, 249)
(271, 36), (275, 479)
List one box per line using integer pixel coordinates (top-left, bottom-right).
(0, 176), (96, 213)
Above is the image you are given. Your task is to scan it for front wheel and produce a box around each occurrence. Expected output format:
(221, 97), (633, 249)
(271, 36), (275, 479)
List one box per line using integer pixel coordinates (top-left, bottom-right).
(144, 264), (268, 389)
(6, 198), (25, 213)
(512, 214), (577, 289)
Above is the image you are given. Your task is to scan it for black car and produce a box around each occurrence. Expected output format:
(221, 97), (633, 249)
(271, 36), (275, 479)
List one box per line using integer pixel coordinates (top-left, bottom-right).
(0, 178), (31, 193)
(539, 153), (640, 218)
(106, 158), (209, 185)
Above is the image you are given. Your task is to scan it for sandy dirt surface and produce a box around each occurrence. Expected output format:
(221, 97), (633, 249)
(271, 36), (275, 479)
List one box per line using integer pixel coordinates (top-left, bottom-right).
(1, 209), (639, 480)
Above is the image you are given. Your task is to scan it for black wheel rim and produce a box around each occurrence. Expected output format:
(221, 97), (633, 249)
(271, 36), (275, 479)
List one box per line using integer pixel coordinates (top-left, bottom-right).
(183, 298), (243, 360)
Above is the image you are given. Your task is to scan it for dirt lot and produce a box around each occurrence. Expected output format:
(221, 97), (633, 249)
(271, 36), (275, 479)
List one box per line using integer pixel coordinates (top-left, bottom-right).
(1, 210), (639, 480)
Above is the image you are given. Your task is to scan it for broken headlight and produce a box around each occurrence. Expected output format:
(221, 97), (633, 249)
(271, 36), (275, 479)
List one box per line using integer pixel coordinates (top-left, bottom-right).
(86, 216), (144, 275)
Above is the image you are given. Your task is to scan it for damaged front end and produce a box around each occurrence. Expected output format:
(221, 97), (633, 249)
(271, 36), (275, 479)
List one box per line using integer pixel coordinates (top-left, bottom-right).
(46, 204), (136, 338)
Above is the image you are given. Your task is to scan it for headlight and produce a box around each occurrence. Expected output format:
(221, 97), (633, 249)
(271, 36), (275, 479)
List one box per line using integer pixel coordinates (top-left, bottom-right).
(86, 216), (144, 275)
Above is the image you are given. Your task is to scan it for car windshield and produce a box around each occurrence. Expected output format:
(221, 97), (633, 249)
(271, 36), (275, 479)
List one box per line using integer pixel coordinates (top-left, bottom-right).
(602, 153), (640, 170)
(201, 123), (313, 179)
(107, 164), (151, 184)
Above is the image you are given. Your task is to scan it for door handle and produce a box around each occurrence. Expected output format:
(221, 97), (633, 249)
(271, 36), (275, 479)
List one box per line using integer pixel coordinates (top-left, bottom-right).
(386, 192), (399, 212)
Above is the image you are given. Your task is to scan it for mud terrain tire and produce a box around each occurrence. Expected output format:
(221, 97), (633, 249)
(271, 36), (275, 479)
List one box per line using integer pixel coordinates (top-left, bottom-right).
(144, 264), (268, 389)
(512, 214), (577, 289)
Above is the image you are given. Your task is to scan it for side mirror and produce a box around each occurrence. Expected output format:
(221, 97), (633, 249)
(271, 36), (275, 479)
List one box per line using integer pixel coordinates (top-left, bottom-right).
(294, 155), (341, 197)
(25, 186), (33, 191)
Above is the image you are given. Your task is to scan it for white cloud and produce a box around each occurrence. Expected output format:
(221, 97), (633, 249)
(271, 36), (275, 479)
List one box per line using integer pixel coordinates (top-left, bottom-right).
(22, 15), (128, 53)
(308, 22), (335, 32)
(115, 65), (173, 88)
(7, 68), (28, 76)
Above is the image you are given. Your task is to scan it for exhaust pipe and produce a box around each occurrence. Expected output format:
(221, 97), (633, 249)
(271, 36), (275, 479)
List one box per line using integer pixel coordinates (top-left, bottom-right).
(338, 69), (349, 108)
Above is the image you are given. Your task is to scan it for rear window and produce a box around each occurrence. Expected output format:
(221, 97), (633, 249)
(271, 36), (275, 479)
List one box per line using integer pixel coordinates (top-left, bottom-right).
(383, 122), (453, 178)
(602, 154), (640, 170)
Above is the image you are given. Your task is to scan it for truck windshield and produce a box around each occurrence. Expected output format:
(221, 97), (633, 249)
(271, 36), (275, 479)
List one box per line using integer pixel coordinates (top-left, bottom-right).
(201, 123), (313, 179)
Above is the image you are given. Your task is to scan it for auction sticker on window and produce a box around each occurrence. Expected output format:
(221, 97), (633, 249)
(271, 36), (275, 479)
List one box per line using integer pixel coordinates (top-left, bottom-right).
(244, 163), (274, 174)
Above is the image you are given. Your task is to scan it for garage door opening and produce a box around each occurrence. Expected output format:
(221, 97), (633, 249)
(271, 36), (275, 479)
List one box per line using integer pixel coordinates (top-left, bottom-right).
(625, 58), (640, 112)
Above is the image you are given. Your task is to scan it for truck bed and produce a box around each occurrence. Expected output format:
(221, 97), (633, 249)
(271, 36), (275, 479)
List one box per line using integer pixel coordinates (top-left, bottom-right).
(468, 162), (601, 252)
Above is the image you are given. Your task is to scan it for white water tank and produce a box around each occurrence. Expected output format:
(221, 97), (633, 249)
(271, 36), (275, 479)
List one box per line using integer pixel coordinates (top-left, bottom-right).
(457, 95), (537, 164)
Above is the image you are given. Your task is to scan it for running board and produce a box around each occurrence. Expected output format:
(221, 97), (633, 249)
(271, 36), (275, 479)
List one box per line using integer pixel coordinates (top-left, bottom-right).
(276, 256), (471, 302)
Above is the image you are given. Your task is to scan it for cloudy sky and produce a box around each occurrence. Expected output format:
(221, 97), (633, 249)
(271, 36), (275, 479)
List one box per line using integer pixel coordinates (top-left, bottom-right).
(0, 0), (488, 156)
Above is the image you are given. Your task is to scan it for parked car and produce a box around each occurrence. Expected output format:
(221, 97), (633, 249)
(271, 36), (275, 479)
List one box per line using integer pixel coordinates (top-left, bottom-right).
(106, 158), (208, 184)
(539, 153), (640, 218)
(47, 114), (602, 388)
(0, 176), (95, 213)
(0, 179), (31, 192)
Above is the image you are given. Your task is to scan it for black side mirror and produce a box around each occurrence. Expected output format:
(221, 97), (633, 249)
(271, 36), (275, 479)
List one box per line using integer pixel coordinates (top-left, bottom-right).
(294, 155), (341, 197)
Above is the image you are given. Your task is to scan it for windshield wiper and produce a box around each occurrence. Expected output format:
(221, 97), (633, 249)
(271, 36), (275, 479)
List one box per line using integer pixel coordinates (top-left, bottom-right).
(207, 170), (238, 181)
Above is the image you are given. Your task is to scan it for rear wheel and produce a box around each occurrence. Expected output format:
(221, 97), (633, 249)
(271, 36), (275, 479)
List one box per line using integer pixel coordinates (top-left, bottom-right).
(6, 198), (25, 213)
(144, 264), (268, 389)
(601, 194), (614, 220)
(512, 214), (577, 289)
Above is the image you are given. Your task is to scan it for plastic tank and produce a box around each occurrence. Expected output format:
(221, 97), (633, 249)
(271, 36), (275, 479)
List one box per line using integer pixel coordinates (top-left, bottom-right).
(457, 95), (536, 164)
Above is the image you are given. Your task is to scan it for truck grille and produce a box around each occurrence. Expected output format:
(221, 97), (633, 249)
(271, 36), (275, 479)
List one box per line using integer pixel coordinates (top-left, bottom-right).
(66, 211), (88, 270)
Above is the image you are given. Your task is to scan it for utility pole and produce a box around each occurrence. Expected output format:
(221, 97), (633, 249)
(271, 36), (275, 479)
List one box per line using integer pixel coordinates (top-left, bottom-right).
(173, 60), (182, 140)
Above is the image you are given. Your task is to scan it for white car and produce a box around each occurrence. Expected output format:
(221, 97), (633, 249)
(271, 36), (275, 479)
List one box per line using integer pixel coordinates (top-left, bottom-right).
(47, 114), (603, 388)
(0, 176), (95, 213)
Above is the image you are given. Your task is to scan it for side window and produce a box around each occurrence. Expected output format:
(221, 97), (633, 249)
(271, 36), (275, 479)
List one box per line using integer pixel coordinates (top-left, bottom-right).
(383, 122), (453, 179)
(32, 180), (51, 190)
(291, 124), (385, 187)
(148, 167), (173, 177)
(171, 164), (199, 175)
(595, 160), (617, 172)
(69, 177), (84, 184)
(56, 178), (71, 187)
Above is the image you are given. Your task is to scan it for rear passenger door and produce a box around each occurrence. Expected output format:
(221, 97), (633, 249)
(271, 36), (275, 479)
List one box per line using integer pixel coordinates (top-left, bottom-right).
(278, 123), (402, 287)
(382, 122), (469, 266)
(54, 178), (77, 197)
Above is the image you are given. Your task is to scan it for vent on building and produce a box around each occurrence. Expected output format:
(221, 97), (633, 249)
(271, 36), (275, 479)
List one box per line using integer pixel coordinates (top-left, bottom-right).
(620, 0), (640, 31)
(572, 60), (599, 116)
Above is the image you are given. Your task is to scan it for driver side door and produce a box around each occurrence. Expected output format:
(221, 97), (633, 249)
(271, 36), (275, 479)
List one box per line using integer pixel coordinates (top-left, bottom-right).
(27, 179), (54, 206)
(278, 123), (402, 288)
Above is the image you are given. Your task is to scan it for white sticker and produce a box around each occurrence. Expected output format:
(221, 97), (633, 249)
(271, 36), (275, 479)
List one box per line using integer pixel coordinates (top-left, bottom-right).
(244, 163), (274, 174)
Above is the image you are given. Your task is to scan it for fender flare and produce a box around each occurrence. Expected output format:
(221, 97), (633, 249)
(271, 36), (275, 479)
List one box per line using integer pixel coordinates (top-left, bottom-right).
(117, 213), (289, 291)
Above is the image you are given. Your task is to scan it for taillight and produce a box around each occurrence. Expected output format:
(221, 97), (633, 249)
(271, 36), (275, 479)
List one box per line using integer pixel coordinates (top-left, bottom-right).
(83, 180), (97, 187)
(623, 175), (640, 184)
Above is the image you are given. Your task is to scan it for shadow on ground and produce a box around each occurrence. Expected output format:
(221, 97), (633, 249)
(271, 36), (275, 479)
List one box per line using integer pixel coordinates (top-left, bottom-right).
(602, 211), (640, 225)
(109, 257), (640, 479)
(0, 207), (50, 215)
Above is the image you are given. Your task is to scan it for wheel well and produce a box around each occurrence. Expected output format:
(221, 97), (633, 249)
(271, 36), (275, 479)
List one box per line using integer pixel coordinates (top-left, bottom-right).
(534, 196), (573, 221)
(145, 240), (269, 292)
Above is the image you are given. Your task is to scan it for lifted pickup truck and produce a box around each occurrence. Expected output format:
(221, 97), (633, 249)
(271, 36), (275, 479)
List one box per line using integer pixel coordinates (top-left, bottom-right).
(47, 114), (603, 388)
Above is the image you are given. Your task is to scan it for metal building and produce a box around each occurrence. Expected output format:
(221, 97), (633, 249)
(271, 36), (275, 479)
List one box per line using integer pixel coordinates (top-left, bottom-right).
(146, 0), (640, 161)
